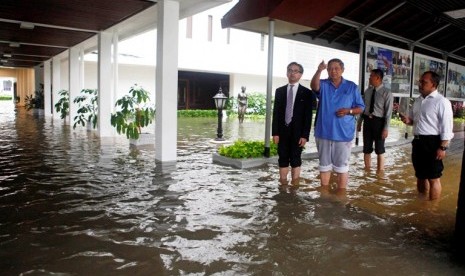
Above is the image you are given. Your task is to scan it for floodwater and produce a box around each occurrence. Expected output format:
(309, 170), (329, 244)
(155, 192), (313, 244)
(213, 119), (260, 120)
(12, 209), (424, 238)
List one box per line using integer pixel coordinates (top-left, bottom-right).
(1, 101), (464, 275)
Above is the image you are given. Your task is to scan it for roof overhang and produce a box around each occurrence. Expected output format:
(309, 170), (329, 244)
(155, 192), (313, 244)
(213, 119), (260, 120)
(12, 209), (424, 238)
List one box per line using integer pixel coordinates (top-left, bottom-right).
(0, 0), (231, 68)
(221, 0), (356, 35)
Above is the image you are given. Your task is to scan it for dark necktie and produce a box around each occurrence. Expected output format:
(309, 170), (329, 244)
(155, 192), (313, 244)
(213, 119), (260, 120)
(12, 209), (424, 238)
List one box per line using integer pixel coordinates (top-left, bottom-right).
(369, 88), (376, 114)
(285, 85), (294, 124)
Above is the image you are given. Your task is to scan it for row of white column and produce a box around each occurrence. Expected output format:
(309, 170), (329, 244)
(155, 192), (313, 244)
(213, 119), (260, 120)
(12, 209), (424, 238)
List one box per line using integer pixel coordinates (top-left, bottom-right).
(42, 0), (179, 165)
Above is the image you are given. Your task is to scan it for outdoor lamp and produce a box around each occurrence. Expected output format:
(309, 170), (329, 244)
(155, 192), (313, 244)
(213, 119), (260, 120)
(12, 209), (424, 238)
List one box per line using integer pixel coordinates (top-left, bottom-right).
(213, 87), (227, 141)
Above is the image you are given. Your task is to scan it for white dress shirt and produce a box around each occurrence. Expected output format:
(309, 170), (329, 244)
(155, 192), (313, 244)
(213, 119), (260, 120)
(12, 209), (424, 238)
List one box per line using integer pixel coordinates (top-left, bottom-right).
(409, 90), (454, 141)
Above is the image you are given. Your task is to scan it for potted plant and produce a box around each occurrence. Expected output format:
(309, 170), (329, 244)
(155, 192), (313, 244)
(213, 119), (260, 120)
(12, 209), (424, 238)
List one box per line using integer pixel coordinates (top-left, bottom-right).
(110, 84), (155, 143)
(73, 88), (98, 130)
(54, 89), (69, 120)
(25, 89), (44, 115)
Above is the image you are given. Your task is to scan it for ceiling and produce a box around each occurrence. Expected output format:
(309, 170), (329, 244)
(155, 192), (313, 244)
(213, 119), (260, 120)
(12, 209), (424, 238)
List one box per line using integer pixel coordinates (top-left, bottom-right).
(0, 0), (231, 69)
(0, 0), (155, 68)
(222, 0), (465, 65)
(5, 0), (465, 69)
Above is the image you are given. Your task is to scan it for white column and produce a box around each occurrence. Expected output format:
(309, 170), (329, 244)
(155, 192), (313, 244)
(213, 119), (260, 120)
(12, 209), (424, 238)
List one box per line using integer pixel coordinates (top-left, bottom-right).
(43, 60), (52, 117)
(264, 19), (274, 157)
(97, 31), (115, 137)
(112, 33), (119, 103)
(156, 0), (179, 164)
(79, 48), (85, 88)
(69, 47), (81, 127)
(52, 56), (61, 120)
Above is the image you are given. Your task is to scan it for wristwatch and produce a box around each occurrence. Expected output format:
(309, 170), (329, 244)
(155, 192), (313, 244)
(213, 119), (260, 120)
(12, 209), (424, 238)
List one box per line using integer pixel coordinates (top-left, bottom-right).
(349, 109), (353, 115)
(439, 146), (448, 151)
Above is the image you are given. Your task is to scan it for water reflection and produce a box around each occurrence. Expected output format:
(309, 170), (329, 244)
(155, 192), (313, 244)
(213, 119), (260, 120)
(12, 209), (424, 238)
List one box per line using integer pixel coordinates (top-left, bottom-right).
(0, 101), (464, 275)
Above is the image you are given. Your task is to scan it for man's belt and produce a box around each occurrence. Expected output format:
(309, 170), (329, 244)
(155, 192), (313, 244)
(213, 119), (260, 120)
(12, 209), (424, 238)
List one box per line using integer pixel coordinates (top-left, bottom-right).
(363, 114), (383, 119)
(413, 134), (439, 140)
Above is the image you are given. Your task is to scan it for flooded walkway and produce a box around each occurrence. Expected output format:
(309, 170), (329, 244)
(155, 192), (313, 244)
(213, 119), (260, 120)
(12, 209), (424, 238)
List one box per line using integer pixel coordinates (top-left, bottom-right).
(1, 101), (464, 275)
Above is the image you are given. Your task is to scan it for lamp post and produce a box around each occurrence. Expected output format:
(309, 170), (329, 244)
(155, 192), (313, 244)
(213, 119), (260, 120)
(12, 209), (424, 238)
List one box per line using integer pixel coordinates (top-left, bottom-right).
(213, 87), (227, 141)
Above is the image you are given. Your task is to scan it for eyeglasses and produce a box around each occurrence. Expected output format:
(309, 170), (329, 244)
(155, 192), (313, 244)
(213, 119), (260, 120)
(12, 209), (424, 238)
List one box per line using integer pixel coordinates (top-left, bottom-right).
(287, 69), (302, 74)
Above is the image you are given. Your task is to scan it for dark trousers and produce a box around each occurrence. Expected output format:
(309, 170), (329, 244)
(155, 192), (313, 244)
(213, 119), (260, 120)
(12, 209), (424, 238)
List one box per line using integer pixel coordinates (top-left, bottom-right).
(412, 135), (443, 179)
(362, 115), (386, 155)
(278, 123), (303, 168)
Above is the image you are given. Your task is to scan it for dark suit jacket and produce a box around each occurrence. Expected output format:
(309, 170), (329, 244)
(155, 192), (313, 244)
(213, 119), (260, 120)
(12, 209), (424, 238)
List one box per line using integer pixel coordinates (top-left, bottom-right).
(272, 84), (314, 140)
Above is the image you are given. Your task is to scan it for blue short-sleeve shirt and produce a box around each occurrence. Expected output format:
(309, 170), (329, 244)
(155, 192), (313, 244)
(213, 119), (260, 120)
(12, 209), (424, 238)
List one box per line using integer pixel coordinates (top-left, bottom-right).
(314, 78), (365, 142)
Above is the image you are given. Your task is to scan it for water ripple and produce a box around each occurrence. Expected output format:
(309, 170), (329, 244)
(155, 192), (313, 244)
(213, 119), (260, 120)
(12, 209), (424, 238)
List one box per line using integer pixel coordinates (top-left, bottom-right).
(0, 102), (464, 275)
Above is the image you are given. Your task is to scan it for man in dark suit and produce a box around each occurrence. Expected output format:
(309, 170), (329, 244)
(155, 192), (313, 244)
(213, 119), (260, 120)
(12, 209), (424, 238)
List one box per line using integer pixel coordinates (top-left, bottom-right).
(272, 62), (314, 185)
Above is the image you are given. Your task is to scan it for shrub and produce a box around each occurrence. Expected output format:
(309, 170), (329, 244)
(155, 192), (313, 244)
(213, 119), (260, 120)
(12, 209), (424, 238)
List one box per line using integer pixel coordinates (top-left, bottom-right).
(227, 92), (269, 116)
(451, 101), (465, 119)
(25, 90), (44, 110)
(73, 89), (98, 129)
(218, 140), (278, 159)
(54, 89), (69, 119)
(0, 95), (12, 101)
(110, 85), (155, 139)
(178, 109), (217, 117)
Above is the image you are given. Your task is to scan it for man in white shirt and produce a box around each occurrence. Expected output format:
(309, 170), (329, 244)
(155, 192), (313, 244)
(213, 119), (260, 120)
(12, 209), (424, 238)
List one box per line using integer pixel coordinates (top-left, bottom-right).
(400, 71), (454, 200)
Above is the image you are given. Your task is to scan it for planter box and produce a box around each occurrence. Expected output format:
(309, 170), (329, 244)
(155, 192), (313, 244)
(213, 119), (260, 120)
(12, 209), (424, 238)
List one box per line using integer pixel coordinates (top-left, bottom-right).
(212, 139), (412, 169)
(212, 153), (278, 169)
(130, 133), (155, 146)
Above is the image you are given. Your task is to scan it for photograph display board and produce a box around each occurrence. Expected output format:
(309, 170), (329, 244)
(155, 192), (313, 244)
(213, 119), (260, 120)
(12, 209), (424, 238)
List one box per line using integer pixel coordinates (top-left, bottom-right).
(365, 41), (412, 97)
(446, 61), (465, 101)
(412, 53), (446, 96)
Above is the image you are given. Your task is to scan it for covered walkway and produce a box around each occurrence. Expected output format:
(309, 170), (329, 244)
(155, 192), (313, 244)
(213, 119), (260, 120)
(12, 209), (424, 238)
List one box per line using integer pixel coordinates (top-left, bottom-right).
(0, 0), (231, 164)
(1, 101), (464, 274)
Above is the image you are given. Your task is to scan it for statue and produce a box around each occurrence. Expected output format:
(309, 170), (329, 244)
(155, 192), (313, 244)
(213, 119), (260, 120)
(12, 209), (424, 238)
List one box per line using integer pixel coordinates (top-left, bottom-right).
(237, 86), (248, 123)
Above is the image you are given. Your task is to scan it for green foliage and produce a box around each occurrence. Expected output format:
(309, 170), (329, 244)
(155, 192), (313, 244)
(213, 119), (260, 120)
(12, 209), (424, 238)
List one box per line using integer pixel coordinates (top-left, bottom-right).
(24, 94), (34, 110)
(177, 109), (218, 117)
(227, 92), (270, 116)
(110, 84), (155, 140)
(54, 89), (69, 119)
(389, 117), (404, 127)
(24, 89), (44, 110)
(73, 89), (98, 129)
(0, 95), (12, 101)
(218, 140), (278, 159)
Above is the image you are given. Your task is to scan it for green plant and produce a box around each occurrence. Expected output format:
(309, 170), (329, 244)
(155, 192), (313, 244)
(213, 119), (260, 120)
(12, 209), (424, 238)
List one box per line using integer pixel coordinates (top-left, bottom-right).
(24, 90), (44, 110)
(218, 140), (278, 159)
(73, 89), (98, 129)
(226, 92), (269, 116)
(54, 89), (69, 119)
(110, 84), (155, 139)
(24, 94), (34, 110)
(0, 95), (12, 101)
(177, 109), (217, 117)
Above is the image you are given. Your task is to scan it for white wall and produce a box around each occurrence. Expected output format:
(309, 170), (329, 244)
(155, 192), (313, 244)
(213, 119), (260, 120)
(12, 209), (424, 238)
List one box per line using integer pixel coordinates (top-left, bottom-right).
(229, 73), (288, 97)
(60, 58), (69, 92)
(84, 62), (156, 102)
(80, 1), (361, 103)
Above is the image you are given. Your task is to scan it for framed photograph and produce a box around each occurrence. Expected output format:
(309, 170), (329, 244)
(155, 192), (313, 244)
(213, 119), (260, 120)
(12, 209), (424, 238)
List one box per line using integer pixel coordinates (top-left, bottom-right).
(446, 61), (465, 101)
(411, 53), (446, 96)
(365, 40), (412, 97)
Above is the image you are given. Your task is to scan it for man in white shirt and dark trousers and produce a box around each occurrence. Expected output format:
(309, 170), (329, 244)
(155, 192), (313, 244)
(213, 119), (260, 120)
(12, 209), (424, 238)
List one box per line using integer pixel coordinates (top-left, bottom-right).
(401, 71), (454, 200)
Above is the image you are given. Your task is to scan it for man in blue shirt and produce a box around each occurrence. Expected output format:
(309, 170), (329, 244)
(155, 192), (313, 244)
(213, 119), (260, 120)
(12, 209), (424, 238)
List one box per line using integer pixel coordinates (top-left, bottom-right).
(311, 59), (365, 194)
